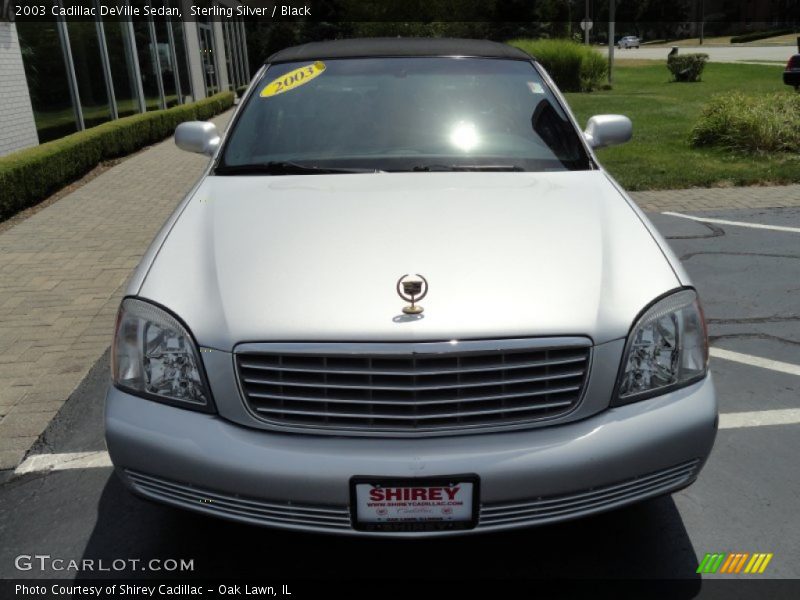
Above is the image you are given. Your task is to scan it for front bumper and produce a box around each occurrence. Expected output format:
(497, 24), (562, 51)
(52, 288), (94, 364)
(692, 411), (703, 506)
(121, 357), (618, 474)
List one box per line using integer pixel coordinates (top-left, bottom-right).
(105, 375), (717, 537)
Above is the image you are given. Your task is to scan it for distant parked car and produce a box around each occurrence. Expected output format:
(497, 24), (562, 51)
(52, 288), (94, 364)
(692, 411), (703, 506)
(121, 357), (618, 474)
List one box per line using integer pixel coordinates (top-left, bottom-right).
(785, 54), (800, 90)
(618, 36), (641, 49)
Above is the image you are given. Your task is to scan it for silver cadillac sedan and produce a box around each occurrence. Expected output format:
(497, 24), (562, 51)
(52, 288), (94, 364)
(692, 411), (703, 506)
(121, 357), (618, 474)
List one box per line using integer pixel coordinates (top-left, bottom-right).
(106, 38), (717, 536)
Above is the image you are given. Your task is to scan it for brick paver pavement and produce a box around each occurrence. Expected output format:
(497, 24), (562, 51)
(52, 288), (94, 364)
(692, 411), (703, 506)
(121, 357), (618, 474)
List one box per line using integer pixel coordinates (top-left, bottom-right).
(0, 111), (232, 471)
(1, 122), (799, 471)
(631, 184), (800, 212)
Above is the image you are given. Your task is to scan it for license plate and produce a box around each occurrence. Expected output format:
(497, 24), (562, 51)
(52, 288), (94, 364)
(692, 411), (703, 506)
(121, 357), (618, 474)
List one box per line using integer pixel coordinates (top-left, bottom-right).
(351, 476), (478, 532)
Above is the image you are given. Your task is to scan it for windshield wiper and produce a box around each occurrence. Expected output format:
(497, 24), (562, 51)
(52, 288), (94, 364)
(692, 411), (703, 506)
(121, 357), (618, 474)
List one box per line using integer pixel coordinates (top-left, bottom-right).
(215, 161), (381, 175)
(408, 164), (526, 172)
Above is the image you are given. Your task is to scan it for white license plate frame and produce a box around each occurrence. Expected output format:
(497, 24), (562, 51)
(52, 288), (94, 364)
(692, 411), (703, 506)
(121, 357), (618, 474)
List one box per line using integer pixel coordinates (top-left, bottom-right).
(350, 475), (479, 532)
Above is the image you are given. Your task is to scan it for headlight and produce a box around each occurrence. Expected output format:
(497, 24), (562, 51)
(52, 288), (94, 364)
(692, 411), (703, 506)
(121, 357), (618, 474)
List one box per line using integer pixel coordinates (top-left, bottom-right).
(112, 298), (213, 411)
(614, 289), (708, 404)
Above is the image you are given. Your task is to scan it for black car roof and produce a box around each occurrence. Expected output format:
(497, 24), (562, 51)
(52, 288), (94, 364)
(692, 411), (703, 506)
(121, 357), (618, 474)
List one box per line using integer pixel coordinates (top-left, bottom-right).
(267, 38), (533, 64)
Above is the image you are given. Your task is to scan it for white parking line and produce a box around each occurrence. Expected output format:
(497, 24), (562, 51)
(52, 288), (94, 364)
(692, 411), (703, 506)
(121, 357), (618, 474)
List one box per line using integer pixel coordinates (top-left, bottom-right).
(709, 349), (800, 428)
(14, 451), (112, 475)
(662, 211), (800, 234)
(719, 409), (800, 430)
(710, 347), (800, 377)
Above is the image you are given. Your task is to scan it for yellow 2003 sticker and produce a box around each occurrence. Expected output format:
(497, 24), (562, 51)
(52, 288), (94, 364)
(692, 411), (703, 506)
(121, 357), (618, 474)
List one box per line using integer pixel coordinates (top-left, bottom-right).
(260, 62), (326, 98)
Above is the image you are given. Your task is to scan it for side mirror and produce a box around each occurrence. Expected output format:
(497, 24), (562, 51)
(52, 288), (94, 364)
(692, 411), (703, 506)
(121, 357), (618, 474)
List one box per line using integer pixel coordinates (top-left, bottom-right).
(583, 114), (632, 149)
(175, 121), (220, 156)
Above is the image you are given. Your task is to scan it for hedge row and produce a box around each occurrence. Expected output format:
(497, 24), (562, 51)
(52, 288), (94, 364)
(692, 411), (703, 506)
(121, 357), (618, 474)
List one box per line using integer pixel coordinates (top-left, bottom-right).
(0, 91), (234, 221)
(508, 39), (608, 92)
(730, 29), (795, 44)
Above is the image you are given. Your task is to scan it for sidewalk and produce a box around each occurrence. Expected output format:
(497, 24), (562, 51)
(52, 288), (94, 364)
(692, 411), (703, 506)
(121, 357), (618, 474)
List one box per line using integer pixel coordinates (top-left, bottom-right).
(0, 111), (232, 471)
(1, 125), (799, 471)
(632, 184), (800, 212)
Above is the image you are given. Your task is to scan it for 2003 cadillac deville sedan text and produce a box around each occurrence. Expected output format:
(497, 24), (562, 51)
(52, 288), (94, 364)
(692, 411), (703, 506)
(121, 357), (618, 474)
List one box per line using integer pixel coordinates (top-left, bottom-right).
(106, 38), (718, 536)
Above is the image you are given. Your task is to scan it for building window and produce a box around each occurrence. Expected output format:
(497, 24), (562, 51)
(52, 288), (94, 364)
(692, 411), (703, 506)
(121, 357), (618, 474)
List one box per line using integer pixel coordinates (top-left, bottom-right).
(235, 20), (248, 85)
(238, 20), (249, 82)
(15, 1), (236, 146)
(197, 21), (218, 96)
(222, 20), (236, 89)
(103, 18), (143, 118)
(16, 20), (77, 143)
(65, 13), (113, 128)
(172, 21), (193, 102)
(131, 18), (162, 110)
(152, 1), (179, 107)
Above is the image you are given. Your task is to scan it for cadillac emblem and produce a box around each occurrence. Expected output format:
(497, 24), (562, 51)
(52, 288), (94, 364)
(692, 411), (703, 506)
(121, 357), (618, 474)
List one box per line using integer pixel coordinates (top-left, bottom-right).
(396, 274), (429, 314)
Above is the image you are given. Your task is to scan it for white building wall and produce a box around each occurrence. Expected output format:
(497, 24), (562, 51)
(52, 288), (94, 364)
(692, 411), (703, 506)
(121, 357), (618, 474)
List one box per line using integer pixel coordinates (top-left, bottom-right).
(0, 22), (39, 156)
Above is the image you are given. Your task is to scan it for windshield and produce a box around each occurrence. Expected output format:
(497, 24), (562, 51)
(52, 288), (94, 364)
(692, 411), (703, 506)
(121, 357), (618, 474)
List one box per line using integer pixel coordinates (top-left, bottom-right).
(219, 57), (592, 174)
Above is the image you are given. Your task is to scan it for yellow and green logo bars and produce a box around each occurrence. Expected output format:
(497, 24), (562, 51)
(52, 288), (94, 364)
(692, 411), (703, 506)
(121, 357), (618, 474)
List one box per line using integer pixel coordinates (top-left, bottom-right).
(697, 552), (773, 574)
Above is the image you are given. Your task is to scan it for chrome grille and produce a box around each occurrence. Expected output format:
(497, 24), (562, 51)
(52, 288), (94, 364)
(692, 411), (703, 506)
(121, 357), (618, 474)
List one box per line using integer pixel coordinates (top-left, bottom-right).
(125, 460), (699, 534)
(235, 338), (591, 434)
(126, 470), (352, 531)
(479, 459), (700, 528)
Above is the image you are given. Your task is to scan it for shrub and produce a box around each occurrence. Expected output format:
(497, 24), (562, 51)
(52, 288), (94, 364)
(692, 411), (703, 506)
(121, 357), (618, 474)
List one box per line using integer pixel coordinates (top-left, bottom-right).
(667, 53), (708, 82)
(580, 51), (608, 93)
(0, 92), (234, 221)
(730, 29), (795, 44)
(508, 38), (608, 92)
(690, 92), (800, 153)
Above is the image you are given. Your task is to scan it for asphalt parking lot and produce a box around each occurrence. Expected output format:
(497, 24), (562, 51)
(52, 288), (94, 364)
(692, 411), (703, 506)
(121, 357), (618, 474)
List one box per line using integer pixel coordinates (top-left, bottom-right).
(0, 206), (798, 586)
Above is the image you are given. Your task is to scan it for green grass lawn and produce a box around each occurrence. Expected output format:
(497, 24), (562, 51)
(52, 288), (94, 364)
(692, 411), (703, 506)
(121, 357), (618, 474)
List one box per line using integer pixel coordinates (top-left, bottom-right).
(565, 62), (800, 190)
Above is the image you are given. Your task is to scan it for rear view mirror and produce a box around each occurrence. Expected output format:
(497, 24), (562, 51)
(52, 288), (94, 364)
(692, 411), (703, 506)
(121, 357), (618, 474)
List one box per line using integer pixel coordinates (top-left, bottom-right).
(583, 115), (633, 149)
(175, 121), (220, 156)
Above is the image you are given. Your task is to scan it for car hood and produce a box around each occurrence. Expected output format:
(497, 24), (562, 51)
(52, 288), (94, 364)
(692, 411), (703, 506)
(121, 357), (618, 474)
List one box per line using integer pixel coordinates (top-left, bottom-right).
(138, 171), (680, 349)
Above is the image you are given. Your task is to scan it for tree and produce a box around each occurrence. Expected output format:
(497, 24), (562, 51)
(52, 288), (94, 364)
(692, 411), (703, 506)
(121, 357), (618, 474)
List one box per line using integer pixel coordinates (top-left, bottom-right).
(635, 0), (693, 40)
